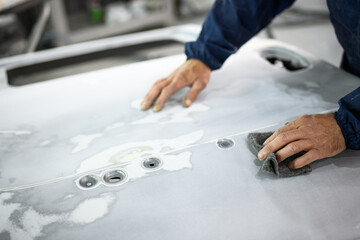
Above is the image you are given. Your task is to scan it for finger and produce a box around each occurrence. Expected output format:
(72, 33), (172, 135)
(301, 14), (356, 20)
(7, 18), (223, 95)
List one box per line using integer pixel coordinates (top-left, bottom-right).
(288, 150), (319, 169)
(183, 81), (206, 107)
(263, 121), (297, 145)
(153, 82), (181, 112)
(141, 79), (169, 110)
(263, 132), (277, 146)
(258, 129), (304, 160)
(275, 140), (312, 163)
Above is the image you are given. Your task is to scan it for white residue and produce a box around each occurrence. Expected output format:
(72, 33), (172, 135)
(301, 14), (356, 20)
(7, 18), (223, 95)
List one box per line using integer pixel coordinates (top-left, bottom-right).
(0, 192), (116, 240)
(0, 193), (20, 232)
(105, 122), (125, 131)
(303, 81), (320, 89)
(68, 193), (115, 224)
(64, 194), (75, 200)
(39, 140), (51, 147)
(0, 130), (31, 135)
(0, 192), (14, 202)
(70, 133), (103, 153)
(162, 152), (192, 171)
(76, 130), (203, 173)
(130, 98), (142, 110)
(123, 160), (148, 179)
(0, 192), (65, 240)
(15, 208), (63, 240)
(130, 98), (210, 125)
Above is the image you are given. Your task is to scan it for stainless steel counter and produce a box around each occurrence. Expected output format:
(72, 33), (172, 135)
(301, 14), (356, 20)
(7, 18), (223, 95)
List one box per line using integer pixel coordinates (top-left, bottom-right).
(1, 25), (360, 240)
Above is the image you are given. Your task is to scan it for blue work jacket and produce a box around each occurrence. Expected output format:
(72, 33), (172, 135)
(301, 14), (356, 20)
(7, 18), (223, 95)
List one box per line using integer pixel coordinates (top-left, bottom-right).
(185, 0), (360, 150)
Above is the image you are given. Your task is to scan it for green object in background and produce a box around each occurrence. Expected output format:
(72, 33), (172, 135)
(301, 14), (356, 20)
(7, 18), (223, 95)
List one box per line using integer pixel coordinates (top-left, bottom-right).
(90, 6), (103, 23)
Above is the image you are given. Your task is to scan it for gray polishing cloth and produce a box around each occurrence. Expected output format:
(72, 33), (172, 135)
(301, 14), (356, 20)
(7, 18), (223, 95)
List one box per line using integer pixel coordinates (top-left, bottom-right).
(247, 132), (312, 177)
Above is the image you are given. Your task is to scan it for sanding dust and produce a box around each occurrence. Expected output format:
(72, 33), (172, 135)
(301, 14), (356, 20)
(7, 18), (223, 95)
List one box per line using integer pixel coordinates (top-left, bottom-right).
(162, 152), (192, 171)
(0, 192), (116, 240)
(0, 130), (31, 135)
(105, 122), (125, 131)
(68, 193), (115, 224)
(0, 193), (65, 240)
(76, 130), (203, 173)
(130, 98), (210, 125)
(70, 134), (103, 153)
(39, 140), (51, 147)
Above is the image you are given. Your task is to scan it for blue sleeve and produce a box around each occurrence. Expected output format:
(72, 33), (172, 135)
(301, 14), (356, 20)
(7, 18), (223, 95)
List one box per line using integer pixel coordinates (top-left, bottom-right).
(185, 0), (296, 70)
(335, 87), (360, 150)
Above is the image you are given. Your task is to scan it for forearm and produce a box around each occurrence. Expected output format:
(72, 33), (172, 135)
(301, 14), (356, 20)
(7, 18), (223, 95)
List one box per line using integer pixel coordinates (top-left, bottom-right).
(185, 0), (296, 70)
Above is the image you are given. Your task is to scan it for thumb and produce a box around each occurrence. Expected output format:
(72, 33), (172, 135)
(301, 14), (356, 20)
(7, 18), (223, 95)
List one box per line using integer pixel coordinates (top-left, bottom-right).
(183, 81), (206, 107)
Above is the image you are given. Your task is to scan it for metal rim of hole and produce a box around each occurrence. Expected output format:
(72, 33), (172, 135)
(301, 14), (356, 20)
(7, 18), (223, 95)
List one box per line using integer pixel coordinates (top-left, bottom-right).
(141, 157), (163, 171)
(77, 175), (100, 190)
(102, 169), (128, 186)
(216, 138), (235, 149)
(260, 47), (311, 71)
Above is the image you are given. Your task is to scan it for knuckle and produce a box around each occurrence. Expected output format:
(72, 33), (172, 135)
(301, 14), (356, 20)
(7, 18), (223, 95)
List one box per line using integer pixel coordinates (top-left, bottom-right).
(152, 84), (161, 92)
(309, 151), (320, 161)
(271, 132), (280, 141)
(172, 79), (184, 89)
(161, 86), (172, 95)
(299, 114), (311, 122)
(275, 152), (284, 161)
(296, 152), (318, 168)
(274, 128), (284, 135)
(175, 74), (188, 84)
(278, 132), (290, 142)
(287, 120), (297, 128)
(264, 144), (274, 153)
(193, 84), (205, 92)
(289, 143), (299, 153)
(197, 81), (207, 89)
(160, 90), (169, 98)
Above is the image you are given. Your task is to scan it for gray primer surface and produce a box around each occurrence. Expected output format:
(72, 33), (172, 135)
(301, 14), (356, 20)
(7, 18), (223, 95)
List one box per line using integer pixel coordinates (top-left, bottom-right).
(1, 29), (360, 240)
(248, 132), (312, 177)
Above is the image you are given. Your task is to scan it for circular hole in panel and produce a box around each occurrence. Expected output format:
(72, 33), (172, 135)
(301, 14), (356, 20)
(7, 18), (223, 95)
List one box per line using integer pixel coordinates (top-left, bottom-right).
(260, 47), (311, 71)
(216, 138), (235, 149)
(78, 175), (99, 189)
(142, 157), (162, 170)
(102, 169), (127, 185)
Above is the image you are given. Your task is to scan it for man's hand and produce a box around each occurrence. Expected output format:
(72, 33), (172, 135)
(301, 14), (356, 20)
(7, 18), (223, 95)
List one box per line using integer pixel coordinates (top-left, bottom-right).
(258, 113), (346, 169)
(141, 59), (211, 112)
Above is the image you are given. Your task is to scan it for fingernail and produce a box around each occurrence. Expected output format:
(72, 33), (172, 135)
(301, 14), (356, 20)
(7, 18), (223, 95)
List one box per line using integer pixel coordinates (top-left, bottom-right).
(185, 99), (192, 107)
(141, 101), (146, 109)
(153, 105), (160, 112)
(258, 151), (265, 160)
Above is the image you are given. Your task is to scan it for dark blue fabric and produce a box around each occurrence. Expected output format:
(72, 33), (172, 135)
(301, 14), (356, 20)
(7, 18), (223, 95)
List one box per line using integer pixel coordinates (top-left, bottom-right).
(185, 0), (296, 70)
(328, 1), (360, 149)
(185, 0), (360, 150)
(327, 1), (360, 77)
(335, 88), (360, 149)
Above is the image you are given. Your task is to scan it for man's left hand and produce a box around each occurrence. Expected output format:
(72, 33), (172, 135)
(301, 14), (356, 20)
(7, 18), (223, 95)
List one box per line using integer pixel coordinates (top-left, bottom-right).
(258, 113), (346, 169)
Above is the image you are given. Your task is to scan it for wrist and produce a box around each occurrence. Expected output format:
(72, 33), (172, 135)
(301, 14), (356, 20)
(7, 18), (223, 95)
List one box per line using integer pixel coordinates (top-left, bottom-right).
(187, 58), (211, 71)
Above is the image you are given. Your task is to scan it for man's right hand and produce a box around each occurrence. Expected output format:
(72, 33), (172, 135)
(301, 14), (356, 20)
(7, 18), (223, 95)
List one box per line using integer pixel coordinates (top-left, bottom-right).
(141, 59), (211, 112)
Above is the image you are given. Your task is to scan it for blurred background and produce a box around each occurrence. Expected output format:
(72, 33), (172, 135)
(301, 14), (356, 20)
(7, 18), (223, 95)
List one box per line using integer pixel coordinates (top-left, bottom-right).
(0, 0), (342, 69)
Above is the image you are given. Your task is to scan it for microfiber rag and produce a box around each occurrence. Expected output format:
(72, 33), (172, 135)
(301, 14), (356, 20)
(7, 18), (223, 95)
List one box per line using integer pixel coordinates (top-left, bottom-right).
(247, 132), (312, 177)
